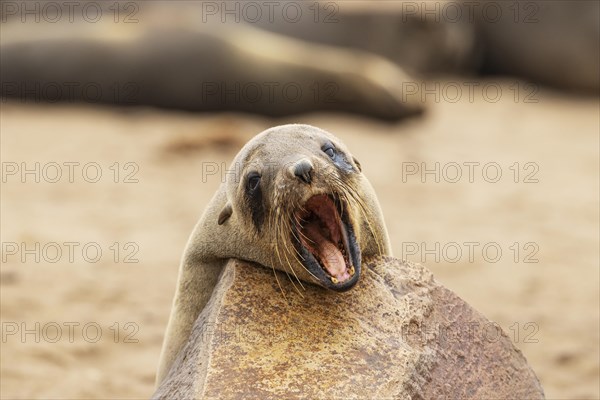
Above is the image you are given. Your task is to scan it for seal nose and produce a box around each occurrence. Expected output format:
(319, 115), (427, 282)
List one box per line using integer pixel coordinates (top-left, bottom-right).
(294, 160), (313, 184)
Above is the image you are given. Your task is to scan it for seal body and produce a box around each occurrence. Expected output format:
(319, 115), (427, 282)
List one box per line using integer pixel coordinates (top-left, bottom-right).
(156, 124), (391, 383)
(0, 3), (423, 121)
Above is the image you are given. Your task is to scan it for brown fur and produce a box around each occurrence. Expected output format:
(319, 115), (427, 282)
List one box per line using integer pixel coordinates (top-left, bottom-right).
(156, 124), (391, 384)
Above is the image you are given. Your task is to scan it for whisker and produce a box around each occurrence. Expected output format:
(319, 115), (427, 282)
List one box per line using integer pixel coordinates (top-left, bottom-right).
(273, 206), (300, 292)
(281, 212), (306, 291)
(268, 208), (288, 302)
(327, 172), (384, 257)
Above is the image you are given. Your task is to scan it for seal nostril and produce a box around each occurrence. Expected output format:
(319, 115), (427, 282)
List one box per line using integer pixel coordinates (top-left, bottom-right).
(294, 160), (313, 184)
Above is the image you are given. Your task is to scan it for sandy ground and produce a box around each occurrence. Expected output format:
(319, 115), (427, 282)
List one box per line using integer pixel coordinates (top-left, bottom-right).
(1, 80), (598, 399)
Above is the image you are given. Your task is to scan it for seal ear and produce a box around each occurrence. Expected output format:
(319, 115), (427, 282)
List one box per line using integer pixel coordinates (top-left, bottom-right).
(353, 157), (362, 172)
(218, 202), (233, 225)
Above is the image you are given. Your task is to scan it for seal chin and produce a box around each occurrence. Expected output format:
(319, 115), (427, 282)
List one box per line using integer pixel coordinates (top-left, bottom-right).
(293, 194), (361, 292)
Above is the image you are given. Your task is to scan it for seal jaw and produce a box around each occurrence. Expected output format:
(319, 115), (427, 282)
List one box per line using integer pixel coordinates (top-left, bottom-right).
(294, 194), (361, 291)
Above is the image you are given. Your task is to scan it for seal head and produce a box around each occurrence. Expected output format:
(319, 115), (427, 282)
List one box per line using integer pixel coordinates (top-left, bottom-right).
(156, 124), (391, 384)
(218, 124), (370, 291)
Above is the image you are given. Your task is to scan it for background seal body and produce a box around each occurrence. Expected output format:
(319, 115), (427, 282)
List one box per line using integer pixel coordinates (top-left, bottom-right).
(156, 124), (392, 384)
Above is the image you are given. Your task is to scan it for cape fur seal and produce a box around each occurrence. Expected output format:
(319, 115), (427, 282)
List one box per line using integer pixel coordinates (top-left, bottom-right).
(156, 124), (392, 383)
(256, 0), (598, 93)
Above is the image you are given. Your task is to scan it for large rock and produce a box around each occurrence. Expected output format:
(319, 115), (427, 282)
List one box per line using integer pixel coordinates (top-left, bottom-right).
(153, 257), (544, 399)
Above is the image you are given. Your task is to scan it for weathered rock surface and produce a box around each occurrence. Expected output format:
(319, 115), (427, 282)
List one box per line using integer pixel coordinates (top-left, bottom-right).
(153, 257), (544, 399)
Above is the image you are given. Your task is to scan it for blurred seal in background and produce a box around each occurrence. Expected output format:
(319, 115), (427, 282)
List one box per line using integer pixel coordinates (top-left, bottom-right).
(256, 0), (599, 93)
(0, 1), (423, 121)
(1, 0), (597, 121)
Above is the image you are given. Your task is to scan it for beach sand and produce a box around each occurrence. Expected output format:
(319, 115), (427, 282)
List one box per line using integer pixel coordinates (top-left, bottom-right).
(1, 79), (598, 399)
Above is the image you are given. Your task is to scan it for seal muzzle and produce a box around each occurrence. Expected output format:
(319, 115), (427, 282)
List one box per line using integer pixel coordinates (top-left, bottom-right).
(294, 194), (361, 291)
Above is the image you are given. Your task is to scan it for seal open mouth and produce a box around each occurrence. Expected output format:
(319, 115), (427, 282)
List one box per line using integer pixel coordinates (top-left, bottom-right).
(294, 194), (361, 291)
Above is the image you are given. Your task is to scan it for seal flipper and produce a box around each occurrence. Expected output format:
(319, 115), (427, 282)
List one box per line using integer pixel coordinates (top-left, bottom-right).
(217, 203), (232, 225)
(156, 258), (226, 385)
(353, 157), (362, 172)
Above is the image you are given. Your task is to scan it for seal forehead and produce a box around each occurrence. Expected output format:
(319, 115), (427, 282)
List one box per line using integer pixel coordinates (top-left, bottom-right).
(267, 124), (332, 140)
(238, 128), (315, 163)
(241, 142), (265, 166)
(262, 124), (342, 153)
(233, 125), (354, 183)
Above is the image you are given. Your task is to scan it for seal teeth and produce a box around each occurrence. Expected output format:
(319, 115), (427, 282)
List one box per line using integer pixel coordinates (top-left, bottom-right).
(349, 266), (355, 276)
(331, 277), (339, 284)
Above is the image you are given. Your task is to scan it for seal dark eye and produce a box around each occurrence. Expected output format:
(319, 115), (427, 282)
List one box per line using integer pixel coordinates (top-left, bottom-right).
(245, 171), (265, 233)
(323, 146), (336, 159)
(247, 173), (261, 191)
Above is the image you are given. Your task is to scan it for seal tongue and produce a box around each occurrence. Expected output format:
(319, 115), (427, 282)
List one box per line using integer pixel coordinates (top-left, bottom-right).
(303, 222), (348, 280)
(298, 194), (352, 283)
